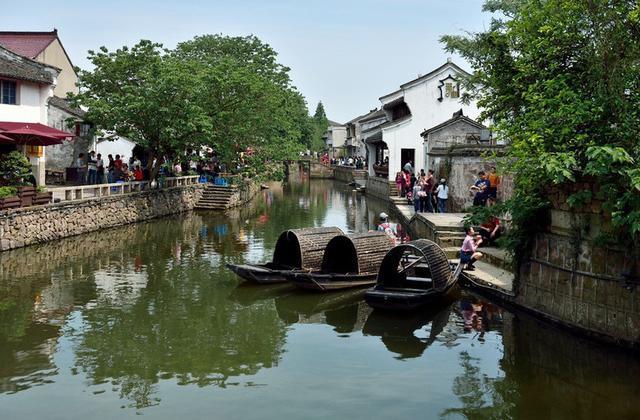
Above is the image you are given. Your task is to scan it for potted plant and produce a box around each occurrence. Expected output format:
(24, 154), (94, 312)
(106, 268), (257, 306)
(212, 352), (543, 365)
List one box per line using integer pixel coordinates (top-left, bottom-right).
(33, 186), (52, 205)
(0, 187), (20, 210)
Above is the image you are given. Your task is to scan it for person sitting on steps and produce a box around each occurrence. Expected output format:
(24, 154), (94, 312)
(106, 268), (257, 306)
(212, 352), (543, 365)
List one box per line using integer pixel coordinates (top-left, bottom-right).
(460, 226), (483, 271)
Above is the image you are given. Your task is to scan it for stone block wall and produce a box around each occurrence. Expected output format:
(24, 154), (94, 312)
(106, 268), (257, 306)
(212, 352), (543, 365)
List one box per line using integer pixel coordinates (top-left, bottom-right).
(516, 202), (639, 346)
(333, 166), (366, 183)
(365, 176), (392, 201)
(0, 185), (203, 252)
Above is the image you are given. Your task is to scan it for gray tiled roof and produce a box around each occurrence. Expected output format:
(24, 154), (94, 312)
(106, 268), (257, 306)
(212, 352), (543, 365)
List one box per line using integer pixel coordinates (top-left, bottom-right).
(48, 95), (85, 118)
(0, 45), (54, 84)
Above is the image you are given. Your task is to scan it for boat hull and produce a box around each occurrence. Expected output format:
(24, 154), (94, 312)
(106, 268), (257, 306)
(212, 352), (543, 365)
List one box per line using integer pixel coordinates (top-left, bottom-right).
(226, 263), (290, 284)
(365, 283), (458, 312)
(287, 271), (377, 292)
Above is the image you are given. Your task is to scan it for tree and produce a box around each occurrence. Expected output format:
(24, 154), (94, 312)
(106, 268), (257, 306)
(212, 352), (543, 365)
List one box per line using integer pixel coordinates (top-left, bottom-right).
(173, 35), (311, 165)
(72, 35), (312, 178)
(311, 101), (329, 152)
(442, 0), (640, 249)
(71, 40), (212, 179)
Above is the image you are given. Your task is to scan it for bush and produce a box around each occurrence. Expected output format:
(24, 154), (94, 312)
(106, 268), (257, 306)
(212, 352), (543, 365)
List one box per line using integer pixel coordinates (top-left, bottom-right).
(0, 186), (18, 199)
(0, 151), (32, 186)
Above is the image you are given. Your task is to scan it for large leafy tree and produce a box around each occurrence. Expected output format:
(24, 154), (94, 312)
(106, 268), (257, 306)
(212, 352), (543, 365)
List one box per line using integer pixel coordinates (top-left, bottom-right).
(173, 35), (311, 165)
(71, 41), (211, 178)
(72, 35), (311, 177)
(442, 0), (640, 247)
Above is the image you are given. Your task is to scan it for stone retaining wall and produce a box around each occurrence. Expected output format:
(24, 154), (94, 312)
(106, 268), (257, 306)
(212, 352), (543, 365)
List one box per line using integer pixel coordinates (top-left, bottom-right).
(333, 166), (367, 183)
(0, 185), (204, 252)
(365, 176), (392, 201)
(516, 200), (640, 346)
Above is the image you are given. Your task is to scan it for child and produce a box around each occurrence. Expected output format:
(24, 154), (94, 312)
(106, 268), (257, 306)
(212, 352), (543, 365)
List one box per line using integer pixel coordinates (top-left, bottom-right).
(460, 227), (483, 271)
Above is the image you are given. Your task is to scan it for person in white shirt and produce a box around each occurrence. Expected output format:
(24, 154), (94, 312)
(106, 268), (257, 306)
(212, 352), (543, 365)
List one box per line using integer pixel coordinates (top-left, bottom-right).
(435, 178), (449, 213)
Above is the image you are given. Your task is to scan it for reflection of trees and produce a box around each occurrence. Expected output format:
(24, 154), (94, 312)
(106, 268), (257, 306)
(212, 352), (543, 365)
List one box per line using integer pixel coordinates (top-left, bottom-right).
(73, 221), (288, 408)
(441, 351), (515, 419)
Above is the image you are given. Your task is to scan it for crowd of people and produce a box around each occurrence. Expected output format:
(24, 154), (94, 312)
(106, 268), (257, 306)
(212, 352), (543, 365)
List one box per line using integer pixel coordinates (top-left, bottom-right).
(74, 151), (226, 185)
(395, 163), (450, 214)
(330, 155), (366, 170)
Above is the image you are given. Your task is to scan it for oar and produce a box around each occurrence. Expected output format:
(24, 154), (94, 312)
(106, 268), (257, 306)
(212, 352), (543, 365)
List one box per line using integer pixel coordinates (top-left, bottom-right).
(399, 255), (425, 274)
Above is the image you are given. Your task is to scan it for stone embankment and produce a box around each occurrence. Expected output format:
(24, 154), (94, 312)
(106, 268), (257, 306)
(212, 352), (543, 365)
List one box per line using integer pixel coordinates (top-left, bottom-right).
(0, 185), (203, 252)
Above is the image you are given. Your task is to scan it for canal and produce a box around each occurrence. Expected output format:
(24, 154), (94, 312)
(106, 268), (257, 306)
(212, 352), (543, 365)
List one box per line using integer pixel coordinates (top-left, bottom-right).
(1, 175), (639, 419)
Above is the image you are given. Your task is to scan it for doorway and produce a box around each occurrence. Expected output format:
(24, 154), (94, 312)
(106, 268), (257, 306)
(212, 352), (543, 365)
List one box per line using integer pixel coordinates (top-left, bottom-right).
(400, 148), (415, 171)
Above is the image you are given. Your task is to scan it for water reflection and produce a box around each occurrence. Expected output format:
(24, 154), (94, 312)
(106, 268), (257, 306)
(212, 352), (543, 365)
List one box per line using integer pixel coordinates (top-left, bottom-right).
(363, 305), (453, 359)
(0, 175), (639, 418)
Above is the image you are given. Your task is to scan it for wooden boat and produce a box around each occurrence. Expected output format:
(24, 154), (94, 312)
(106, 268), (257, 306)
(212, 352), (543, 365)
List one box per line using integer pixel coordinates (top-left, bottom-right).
(364, 239), (463, 311)
(287, 232), (394, 291)
(226, 226), (343, 284)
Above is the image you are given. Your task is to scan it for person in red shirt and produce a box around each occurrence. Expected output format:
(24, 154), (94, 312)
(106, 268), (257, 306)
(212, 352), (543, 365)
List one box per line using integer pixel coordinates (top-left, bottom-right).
(478, 197), (501, 245)
(134, 165), (144, 181)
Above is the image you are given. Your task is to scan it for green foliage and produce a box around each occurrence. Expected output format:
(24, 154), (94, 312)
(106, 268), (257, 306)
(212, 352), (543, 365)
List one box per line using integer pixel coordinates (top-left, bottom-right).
(0, 186), (17, 198)
(310, 101), (329, 152)
(71, 35), (312, 178)
(0, 152), (32, 186)
(442, 0), (640, 246)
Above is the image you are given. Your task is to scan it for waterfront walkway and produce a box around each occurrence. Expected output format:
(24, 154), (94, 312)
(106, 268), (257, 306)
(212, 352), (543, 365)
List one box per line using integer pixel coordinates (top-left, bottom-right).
(389, 196), (514, 297)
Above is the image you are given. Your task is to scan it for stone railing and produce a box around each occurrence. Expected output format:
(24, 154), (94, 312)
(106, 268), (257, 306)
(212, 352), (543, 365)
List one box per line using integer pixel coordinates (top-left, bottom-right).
(48, 175), (200, 202)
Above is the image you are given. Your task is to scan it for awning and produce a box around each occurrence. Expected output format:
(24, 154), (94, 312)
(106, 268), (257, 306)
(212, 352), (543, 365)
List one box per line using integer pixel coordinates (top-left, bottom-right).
(0, 121), (73, 146)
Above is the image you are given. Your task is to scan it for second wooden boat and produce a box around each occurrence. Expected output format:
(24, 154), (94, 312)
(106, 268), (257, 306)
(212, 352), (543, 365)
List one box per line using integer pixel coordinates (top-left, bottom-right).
(364, 239), (463, 311)
(226, 226), (343, 284)
(287, 232), (395, 291)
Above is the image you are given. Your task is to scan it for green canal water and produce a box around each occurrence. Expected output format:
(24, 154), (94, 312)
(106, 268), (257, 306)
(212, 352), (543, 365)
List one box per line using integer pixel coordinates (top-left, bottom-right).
(1, 175), (639, 419)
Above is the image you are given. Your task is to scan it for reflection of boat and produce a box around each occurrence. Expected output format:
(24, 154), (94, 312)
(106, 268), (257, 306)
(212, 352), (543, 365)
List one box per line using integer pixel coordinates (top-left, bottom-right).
(365, 239), (462, 311)
(363, 303), (453, 359)
(287, 232), (394, 291)
(226, 227), (343, 284)
(229, 282), (295, 306)
(275, 288), (368, 331)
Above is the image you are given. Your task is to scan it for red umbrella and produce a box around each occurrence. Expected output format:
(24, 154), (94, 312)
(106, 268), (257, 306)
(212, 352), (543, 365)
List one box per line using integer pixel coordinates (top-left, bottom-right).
(1, 126), (63, 146)
(0, 132), (14, 144)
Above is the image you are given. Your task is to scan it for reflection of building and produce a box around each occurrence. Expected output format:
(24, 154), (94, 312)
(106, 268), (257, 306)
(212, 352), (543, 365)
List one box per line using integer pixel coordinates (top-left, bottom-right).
(366, 59), (481, 181)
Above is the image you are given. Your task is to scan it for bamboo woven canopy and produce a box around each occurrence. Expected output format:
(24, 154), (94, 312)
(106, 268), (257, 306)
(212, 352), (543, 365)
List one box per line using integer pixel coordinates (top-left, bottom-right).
(272, 227), (343, 270)
(321, 232), (395, 275)
(377, 239), (452, 291)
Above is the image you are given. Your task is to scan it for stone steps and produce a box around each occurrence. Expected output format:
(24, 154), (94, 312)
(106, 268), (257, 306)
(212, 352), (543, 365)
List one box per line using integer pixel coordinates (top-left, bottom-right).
(444, 246), (512, 272)
(195, 184), (236, 210)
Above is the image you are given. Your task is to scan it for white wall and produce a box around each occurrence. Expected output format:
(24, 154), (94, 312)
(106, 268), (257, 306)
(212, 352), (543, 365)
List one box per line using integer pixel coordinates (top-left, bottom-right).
(0, 80), (49, 123)
(379, 63), (481, 180)
(95, 137), (136, 162)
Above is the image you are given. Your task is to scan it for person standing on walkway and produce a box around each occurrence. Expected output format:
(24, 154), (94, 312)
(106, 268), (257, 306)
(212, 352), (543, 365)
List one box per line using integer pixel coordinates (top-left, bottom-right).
(107, 154), (115, 183)
(460, 227), (483, 271)
(96, 153), (104, 184)
(488, 166), (500, 199)
(114, 154), (123, 181)
(424, 169), (435, 213)
(76, 153), (86, 184)
(87, 151), (97, 185)
(436, 178), (449, 213)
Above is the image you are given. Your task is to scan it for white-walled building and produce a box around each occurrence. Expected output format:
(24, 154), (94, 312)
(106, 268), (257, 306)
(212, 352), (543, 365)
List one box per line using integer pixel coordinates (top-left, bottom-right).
(366, 59), (481, 181)
(0, 45), (65, 184)
(323, 120), (347, 159)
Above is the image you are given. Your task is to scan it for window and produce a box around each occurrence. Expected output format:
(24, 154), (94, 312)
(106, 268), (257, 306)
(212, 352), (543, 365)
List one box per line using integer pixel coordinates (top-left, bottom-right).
(1, 80), (17, 104)
(445, 82), (460, 98)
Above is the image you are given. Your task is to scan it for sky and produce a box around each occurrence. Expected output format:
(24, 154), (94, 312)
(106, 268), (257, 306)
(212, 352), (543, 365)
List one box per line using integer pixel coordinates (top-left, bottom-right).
(4, 0), (492, 122)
